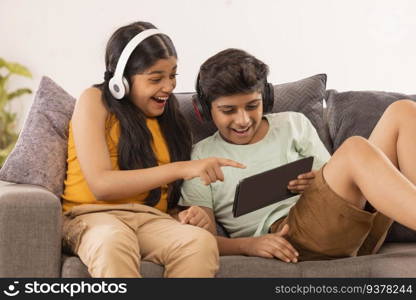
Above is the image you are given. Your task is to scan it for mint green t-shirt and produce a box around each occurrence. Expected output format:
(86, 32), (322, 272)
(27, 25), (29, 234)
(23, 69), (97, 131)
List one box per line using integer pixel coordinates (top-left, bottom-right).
(179, 112), (331, 237)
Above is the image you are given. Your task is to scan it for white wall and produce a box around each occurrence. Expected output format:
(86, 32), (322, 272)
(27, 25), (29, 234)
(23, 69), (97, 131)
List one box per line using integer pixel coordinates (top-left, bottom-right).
(2, 0), (416, 128)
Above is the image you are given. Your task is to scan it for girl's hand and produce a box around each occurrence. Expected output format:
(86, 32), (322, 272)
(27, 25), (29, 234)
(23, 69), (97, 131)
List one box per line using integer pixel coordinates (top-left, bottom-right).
(241, 224), (299, 263)
(287, 170), (316, 194)
(182, 157), (245, 185)
(178, 206), (211, 230)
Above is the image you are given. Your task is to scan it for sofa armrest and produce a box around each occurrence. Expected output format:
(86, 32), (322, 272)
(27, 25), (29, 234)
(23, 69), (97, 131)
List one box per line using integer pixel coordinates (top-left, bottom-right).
(0, 181), (62, 277)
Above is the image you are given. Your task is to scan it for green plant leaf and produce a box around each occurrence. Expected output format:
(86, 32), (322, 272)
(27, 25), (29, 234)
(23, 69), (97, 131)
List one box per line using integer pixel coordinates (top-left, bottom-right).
(0, 88), (6, 106)
(0, 58), (6, 68)
(0, 139), (17, 168)
(7, 88), (32, 101)
(0, 73), (10, 92)
(4, 61), (32, 78)
(0, 57), (31, 163)
(0, 74), (11, 111)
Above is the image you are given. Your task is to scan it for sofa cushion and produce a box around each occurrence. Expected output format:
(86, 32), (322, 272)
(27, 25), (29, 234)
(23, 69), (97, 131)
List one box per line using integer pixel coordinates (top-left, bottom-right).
(61, 254), (164, 278)
(0, 76), (75, 197)
(176, 74), (330, 150)
(61, 243), (416, 277)
(326, 90), (416, 243)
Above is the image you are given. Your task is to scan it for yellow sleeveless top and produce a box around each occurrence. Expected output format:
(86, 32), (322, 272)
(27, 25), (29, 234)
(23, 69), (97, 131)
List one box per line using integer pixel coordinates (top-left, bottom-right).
(61, 115), (170, 213)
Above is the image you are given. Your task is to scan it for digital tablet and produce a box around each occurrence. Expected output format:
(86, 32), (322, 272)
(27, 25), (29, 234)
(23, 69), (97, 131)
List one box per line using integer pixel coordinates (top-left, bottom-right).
(232, 156), (314, 217)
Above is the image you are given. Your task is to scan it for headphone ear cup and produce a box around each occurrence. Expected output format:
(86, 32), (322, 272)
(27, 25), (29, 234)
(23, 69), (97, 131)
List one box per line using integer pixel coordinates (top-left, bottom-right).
(192, 93), (212, 122)
(192, 94), (205, 122)
(262, 83), (275, 113)
(109, 77), (126, 100)
(122, 76), (130, 97)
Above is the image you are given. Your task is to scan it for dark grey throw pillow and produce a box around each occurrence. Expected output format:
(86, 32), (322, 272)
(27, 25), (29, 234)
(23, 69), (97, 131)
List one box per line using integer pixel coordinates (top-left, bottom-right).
(0, 76), (76, 197)
(176, 74), (329, 149)
(272, 74), (330, 151)
(385, 222), (416, 243)
(326, 89), (416, 242)
(326, 89), (416, 151)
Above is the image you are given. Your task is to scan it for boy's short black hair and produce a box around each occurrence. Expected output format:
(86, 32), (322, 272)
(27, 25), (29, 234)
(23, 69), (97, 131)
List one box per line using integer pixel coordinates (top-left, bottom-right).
(196, 48), (269, 105)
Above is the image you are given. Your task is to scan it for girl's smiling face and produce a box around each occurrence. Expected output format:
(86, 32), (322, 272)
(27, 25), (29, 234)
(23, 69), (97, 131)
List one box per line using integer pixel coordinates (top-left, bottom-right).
(129, 56), (177, 117)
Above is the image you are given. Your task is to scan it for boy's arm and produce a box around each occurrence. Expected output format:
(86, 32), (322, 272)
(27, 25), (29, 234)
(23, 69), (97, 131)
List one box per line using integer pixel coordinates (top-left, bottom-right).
(198, 206), (251, 254)
(217, 236), (253, 255)
(288, 113), (331, 193)
(297, 113), (331, 167)
(198, 206), (217, 235)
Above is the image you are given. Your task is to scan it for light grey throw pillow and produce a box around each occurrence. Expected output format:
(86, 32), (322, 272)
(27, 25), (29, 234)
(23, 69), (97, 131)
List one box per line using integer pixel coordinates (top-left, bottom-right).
(0, 76), (76, 197)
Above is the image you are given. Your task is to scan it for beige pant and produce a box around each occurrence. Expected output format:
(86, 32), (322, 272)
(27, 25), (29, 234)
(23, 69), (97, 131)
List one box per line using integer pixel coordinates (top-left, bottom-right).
(62, 203), (219, 278)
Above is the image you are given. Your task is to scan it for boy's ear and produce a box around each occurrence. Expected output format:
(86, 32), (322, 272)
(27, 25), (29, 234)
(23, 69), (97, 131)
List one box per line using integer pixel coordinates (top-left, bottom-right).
(192, 94), (212, 122)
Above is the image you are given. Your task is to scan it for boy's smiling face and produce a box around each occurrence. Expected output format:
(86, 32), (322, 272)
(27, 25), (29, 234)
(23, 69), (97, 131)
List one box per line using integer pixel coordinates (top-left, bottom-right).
(210, 91), (268, 145)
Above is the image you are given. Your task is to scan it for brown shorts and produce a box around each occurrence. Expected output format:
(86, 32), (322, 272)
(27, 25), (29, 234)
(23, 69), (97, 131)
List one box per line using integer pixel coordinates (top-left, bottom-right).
(270, 165), (393, 261)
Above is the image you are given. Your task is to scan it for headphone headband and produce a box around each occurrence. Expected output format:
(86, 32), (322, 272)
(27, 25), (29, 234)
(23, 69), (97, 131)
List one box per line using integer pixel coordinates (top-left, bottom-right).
(109, 28), (164, 99)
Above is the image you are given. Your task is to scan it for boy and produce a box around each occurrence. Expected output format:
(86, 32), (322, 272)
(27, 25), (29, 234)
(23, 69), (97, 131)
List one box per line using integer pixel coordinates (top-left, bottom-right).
(178, 48), (416, 262)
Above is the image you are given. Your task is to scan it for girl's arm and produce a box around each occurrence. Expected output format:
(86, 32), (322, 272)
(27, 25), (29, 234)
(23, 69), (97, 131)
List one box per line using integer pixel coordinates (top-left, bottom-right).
(72, 88), (244, 201)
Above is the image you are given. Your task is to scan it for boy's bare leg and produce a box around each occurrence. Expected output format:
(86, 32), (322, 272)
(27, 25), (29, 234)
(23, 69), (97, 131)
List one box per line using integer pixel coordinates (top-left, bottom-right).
(323, 136), (416, 230)
(368, 100), (416, 184)
(323, 100), (416, 254)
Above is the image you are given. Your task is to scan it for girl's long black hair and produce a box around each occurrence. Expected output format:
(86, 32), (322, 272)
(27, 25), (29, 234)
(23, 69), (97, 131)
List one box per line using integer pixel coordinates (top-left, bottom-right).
(95, 21), (192, 209)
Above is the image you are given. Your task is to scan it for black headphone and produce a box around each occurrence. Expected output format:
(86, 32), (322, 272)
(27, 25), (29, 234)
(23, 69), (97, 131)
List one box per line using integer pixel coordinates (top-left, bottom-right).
(192, 74), (275, 122)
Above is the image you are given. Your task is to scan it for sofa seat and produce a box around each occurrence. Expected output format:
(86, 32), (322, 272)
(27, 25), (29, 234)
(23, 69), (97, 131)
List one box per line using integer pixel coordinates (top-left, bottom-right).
(61, 243), (416, 278)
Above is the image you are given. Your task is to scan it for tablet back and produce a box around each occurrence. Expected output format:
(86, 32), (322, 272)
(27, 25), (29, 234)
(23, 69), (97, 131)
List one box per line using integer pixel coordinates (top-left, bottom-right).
(232, 156), (314, 217)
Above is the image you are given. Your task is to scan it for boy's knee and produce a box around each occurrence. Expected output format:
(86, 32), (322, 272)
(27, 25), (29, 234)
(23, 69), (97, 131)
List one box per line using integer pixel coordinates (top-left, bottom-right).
(386, 99), (416, 117)
(337, 136), (376, 165)
(341, 136), (369, 153)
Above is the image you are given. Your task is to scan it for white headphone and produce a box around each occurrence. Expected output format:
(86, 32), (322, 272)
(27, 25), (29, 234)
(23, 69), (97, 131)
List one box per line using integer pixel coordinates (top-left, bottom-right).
(108, 28), (164, 99)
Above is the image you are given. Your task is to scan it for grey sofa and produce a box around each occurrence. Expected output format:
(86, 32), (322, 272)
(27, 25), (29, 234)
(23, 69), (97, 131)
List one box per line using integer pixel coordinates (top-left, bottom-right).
(0, 74), (415, 278)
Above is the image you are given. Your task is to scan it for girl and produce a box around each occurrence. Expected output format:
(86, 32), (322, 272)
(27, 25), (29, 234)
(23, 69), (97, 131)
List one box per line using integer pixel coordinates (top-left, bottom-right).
(61, 22), (244, 278)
